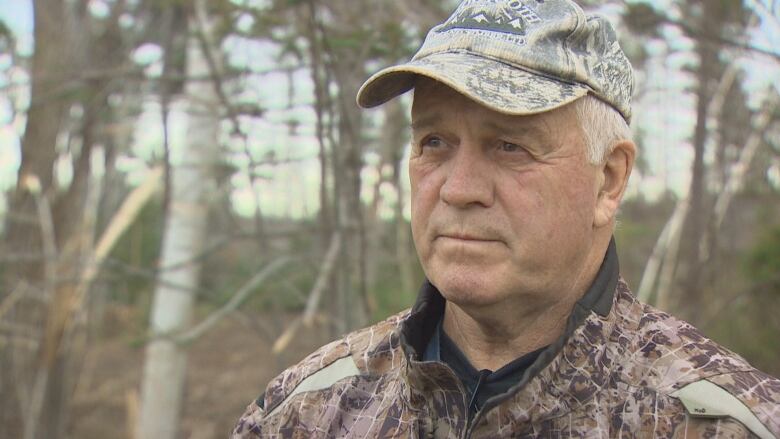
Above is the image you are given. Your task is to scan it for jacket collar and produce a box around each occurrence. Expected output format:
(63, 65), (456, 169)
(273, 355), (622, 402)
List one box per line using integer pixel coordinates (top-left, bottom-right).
(397, 238), (622, 429)
(400, 238), (619, 363)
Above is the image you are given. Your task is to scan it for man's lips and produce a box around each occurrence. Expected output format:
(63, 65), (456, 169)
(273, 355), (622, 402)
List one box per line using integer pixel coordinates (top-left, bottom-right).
(437, 233), (501, 242)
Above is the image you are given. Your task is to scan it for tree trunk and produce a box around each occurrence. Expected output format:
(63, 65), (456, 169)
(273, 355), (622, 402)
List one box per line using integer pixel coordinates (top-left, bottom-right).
(1, 1), (79, 436)
(677, 4), (722, 317)
(383, 99), (417, 298)
(2, 0), (75, 293)
(333, 58), (370, 331)
(136, 2), (218, 437)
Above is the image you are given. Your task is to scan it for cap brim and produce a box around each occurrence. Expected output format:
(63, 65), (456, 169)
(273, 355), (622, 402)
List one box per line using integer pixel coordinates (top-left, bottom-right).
(357, 52), (590, 116)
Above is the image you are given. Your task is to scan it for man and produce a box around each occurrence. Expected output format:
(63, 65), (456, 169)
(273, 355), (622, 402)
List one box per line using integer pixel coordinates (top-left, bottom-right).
(233, 0), (780, 437)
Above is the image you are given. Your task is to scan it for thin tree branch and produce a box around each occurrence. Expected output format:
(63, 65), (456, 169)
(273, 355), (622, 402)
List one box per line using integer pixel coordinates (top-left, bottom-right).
(24, 175), (58, 302)
(637, 197), (689, 306)
(173, 256), (293, 344)
(0, 282), (29, 322)
(191, 5), (273, 251)
(659, 14), (780, 62)
(272, 232), (341, 354)
(712, 89), (779, 230)
(699, 271), (780, 331)
(68, 167), (164, 316)
(655, 198), (689, 311)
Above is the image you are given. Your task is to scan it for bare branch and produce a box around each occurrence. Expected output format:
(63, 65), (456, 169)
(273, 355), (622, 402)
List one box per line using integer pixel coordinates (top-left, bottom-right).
(70, 167), (164, 313)
(637, 197), (689, 306)
(191, 5), (256, 135)
(660, 14), (780, 62)
(0, 283), (29, 323)
(23, 175), (58, 302)
(0, 320), (41, 340)
(699, 270), (780, 330)
(713, 89), (779, 230)
(655, 199), (690, 311)
(173, 256), (293, 344)
(272, 232), (341, 354)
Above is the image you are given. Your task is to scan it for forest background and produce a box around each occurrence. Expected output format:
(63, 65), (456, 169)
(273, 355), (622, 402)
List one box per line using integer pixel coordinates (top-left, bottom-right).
(0, 0), (779, 438)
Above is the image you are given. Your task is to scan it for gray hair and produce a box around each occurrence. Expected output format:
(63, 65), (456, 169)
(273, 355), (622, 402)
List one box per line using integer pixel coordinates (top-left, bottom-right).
(573, 95), (632, 165)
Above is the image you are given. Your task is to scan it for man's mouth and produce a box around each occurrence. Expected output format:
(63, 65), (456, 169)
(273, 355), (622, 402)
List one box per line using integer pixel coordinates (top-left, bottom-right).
(437, 233), (500, 242)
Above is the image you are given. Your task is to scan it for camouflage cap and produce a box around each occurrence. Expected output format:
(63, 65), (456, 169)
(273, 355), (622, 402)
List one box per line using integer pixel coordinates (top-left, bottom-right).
(356, 0), (634, 122)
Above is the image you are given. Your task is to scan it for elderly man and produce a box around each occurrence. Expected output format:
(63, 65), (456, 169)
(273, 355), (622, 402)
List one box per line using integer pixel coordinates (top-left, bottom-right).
(233, 0), (780, 437)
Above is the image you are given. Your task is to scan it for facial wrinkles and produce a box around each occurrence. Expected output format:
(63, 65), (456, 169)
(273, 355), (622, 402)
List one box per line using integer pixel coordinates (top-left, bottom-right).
(432, 215), (508, 244)
(430, 103), (511, 244)
(412, 82), (595, 250)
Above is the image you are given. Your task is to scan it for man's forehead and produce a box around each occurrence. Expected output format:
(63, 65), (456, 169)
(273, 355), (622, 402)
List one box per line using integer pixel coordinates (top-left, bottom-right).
(412, 77), (467, 104)
(411, 78), (575, 135)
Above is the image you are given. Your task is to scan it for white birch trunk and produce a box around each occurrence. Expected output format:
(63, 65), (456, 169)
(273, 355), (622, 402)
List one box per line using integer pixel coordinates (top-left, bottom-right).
(136, 4), (218, 437)
(637, 197), (689, 304)
(712, 90), (778, 231)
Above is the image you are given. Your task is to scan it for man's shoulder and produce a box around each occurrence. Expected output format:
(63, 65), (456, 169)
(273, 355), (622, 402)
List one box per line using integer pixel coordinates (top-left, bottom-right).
(610, 284), (780, 436)
(260, 308), (409, 414)
(612, 284), (754, 388)
(231, 310), (410, 437)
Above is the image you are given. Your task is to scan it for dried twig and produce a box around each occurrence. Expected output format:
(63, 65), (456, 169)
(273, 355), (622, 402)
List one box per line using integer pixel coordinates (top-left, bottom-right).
(19, 174), (58, 439)
(70, 167), (165, 313)
(126, 389), (139, 439)
(272, 232), (341, 354)
(655, 199), (690, 311)
(700, 271), (780, 330)
(0, 283), (27, 322)
(173, 257), (293, 345)
(712, 89), (779, 230)
(23, 175), (58, 303)
(0, 320), (41, 340)
(637, 198), (689, 304)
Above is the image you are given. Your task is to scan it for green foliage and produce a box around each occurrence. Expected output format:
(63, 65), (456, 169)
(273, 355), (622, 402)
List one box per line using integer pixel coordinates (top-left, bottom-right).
(371, 256), (424, 322)
(700, 215), (780, 375)
(328, 33), (367, 50)
(614, 193), (677, 287)
(705, 292), (780, 376)
(622, 3), (665, 39)
(718, 72), (753, 147)
(105, 195), (166, 306)
(199, 218), (321, 313)
(631, 126), (651, 176)
(744, 225), (780, 287)
(0, 19), (14, 54)
(367, 22), (417, 61)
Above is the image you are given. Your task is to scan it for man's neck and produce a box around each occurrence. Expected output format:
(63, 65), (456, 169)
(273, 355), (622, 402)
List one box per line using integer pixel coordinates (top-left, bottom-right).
(440, 240), (611, 372)
(441, 296), (575, 371)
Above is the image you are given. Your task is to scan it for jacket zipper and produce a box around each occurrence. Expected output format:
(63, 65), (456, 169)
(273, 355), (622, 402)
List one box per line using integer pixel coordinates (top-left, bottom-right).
(462, 369), (491, 438)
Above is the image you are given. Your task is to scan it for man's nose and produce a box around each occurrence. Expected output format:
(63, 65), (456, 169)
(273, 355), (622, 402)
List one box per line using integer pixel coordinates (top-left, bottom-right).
(439, 145), (495, 208)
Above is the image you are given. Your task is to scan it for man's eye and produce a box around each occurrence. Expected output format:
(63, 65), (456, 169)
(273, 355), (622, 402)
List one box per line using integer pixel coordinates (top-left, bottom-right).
(422, 136), (444, 148)
(500, 142), (522, 152)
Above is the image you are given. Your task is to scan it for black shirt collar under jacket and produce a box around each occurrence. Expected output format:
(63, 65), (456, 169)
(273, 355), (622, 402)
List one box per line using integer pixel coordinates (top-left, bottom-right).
(401, 237), (620, 414)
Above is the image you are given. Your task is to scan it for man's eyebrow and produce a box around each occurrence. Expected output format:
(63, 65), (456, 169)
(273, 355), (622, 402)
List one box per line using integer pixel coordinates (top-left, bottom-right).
(410, 113), (442, 131)
(484, 120), (548, 139)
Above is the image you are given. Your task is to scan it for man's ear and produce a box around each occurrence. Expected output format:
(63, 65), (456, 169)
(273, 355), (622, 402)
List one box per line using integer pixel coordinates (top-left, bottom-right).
(594, 139), (636, 228)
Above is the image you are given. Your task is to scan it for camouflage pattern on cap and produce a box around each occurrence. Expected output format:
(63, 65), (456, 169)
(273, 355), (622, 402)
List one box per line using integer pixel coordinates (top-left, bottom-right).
(357, 0), (634, 122)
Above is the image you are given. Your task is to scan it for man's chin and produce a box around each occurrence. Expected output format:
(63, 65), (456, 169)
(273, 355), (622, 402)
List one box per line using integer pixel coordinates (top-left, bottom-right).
(431, 275), (509, 308)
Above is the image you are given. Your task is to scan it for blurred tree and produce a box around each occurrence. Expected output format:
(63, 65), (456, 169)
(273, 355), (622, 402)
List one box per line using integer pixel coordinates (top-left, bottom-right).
(136, 1), (218, 436)
(0, 0), (776, 436)
(746, 225), (780, 289)
(245, 0), (451, 337)
(678, 1), (752, 312)
(622, 1), (780, 322)
(0, 0), (195, 437)
(0, 1), (134, 438)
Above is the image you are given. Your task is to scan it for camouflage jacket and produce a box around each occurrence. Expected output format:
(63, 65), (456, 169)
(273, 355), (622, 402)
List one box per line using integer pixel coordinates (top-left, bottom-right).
(232, 277), (780, 438)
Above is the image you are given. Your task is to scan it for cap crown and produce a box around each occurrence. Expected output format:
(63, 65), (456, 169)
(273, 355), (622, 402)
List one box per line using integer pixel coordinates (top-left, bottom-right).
(415, 0), (633, 121)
